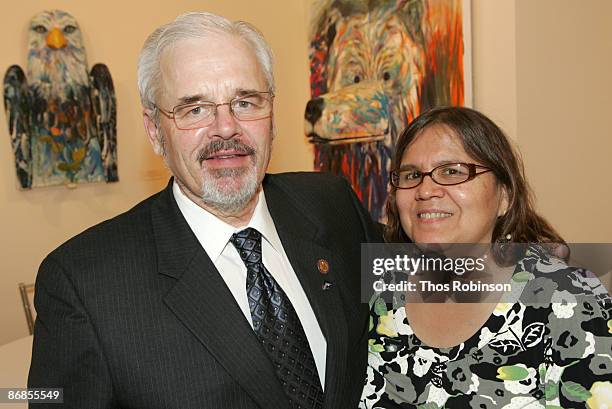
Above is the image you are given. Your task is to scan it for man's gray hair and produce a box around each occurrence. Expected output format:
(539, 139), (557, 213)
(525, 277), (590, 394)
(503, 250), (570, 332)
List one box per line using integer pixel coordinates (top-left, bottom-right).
(137, 12), (275, 110)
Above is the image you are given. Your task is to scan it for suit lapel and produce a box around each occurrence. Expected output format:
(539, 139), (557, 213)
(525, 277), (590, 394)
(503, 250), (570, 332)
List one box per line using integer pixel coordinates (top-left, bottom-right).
(151, 181), (290, 408)
(264, 177), (350, 409)
(150, 178), (353, 409)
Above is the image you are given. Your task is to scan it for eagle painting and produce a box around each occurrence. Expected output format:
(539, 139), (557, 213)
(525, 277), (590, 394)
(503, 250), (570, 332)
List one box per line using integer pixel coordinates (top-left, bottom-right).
(3, 9), (117, 189)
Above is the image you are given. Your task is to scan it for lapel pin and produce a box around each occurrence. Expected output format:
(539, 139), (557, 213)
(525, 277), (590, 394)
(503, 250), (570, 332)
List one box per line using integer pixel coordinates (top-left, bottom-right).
(322, 281), (333, 291)
(317, 259), (330, 274)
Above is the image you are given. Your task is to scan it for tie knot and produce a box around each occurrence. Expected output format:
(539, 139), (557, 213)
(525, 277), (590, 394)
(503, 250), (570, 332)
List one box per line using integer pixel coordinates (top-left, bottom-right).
(230, 228), (262, 266)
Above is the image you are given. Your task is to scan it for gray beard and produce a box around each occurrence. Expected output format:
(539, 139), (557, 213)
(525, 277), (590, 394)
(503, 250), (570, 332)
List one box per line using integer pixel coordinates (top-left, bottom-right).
(158, 127), (273, 215)
(200, 165), (259, 214)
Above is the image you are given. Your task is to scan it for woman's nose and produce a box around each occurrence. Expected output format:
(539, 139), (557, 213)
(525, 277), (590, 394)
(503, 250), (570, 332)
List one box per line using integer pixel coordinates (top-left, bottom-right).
(415, 174), (444, 200)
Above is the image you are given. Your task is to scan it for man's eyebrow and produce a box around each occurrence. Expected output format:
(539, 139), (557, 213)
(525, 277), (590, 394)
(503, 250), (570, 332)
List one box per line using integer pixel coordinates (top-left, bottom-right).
(235, 88), (264, 96)
(176, 94), (207, 105)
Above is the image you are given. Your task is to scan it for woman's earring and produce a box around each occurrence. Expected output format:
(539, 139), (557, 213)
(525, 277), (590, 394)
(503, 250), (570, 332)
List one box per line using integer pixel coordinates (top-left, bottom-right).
(496, 232), (513, 253)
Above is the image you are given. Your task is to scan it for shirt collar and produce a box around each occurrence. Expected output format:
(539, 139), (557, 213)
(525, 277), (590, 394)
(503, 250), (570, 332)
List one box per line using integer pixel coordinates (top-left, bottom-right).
(248, 188), (284, 256)
(172, 181), (283, 261)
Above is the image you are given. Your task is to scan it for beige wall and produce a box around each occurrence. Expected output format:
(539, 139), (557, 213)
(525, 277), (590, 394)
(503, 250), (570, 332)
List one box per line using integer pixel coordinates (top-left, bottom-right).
(0, 0), (609, 344)
(516, 0), (612, 242)
(471, 0), (517, 140)
(0, 0), (313, 345)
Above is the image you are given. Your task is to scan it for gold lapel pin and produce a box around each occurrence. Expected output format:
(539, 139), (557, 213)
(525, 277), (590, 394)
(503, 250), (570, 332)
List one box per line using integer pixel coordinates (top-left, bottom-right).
(317, 259), (330, 274)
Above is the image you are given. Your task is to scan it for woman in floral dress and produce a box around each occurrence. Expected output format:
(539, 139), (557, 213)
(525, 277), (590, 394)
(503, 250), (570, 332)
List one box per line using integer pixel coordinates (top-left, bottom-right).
(360, 107), (611, 409)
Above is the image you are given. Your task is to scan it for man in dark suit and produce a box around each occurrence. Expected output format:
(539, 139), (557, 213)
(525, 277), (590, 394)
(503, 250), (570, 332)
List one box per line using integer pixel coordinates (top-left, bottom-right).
(29, 12), (380, 409)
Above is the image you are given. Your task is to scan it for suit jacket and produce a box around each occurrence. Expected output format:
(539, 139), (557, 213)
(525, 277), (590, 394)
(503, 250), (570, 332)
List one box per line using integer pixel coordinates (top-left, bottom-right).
(29, 172), (381, 409)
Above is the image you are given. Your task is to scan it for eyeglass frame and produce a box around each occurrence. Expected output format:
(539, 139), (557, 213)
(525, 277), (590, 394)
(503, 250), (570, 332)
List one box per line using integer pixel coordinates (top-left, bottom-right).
(154, 91), (275, 130)
(390, 162), (493, 189)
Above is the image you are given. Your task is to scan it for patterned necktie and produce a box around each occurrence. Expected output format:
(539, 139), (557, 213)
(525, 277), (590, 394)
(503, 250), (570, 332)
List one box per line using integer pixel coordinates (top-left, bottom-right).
(230, 228), (324, 409)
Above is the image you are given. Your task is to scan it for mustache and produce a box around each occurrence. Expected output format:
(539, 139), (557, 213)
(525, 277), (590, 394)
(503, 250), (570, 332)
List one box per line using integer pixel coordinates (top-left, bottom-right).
(197, 139), (256, 164)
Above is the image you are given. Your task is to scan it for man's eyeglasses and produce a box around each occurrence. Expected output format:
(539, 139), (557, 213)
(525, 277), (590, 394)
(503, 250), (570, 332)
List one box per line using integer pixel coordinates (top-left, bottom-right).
(390, 163), (492, 189)
(155, 91), (274, 130)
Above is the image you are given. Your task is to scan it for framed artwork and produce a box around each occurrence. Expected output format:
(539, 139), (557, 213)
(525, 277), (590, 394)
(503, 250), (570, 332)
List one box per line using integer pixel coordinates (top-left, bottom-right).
(3, 9), (117, 189)
(305, 0), (471, 221)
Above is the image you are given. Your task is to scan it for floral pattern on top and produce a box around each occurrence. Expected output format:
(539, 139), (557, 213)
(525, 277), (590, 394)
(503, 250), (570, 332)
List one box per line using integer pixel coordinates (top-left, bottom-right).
(360, 245), (612, 409)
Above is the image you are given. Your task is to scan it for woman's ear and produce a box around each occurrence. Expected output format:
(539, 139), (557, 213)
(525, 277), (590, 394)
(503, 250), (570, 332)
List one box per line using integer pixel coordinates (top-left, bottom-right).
(498, 186), (510, 217)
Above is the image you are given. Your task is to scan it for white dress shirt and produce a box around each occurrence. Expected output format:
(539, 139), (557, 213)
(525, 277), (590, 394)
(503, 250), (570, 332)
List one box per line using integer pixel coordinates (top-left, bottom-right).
(173, 182), (327, 388)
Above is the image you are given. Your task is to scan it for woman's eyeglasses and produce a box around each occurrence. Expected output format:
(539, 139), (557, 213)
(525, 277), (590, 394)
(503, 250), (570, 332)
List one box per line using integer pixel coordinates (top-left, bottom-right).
(391, 163), (492, 189)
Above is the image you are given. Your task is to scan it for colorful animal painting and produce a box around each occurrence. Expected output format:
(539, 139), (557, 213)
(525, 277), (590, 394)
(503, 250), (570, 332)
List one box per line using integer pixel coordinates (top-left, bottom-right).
(305, 0), (467, 220)
(3, 9), (117, 189)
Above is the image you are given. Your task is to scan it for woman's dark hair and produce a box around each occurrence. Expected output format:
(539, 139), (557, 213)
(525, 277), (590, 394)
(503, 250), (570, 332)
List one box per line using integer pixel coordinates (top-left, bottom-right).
(385, 106), (565, 250)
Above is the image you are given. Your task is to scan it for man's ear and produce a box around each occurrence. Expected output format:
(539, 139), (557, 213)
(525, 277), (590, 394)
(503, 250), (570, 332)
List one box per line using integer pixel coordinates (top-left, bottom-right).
(271, 112), (276, 140)
(143, 108), (163, 156)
